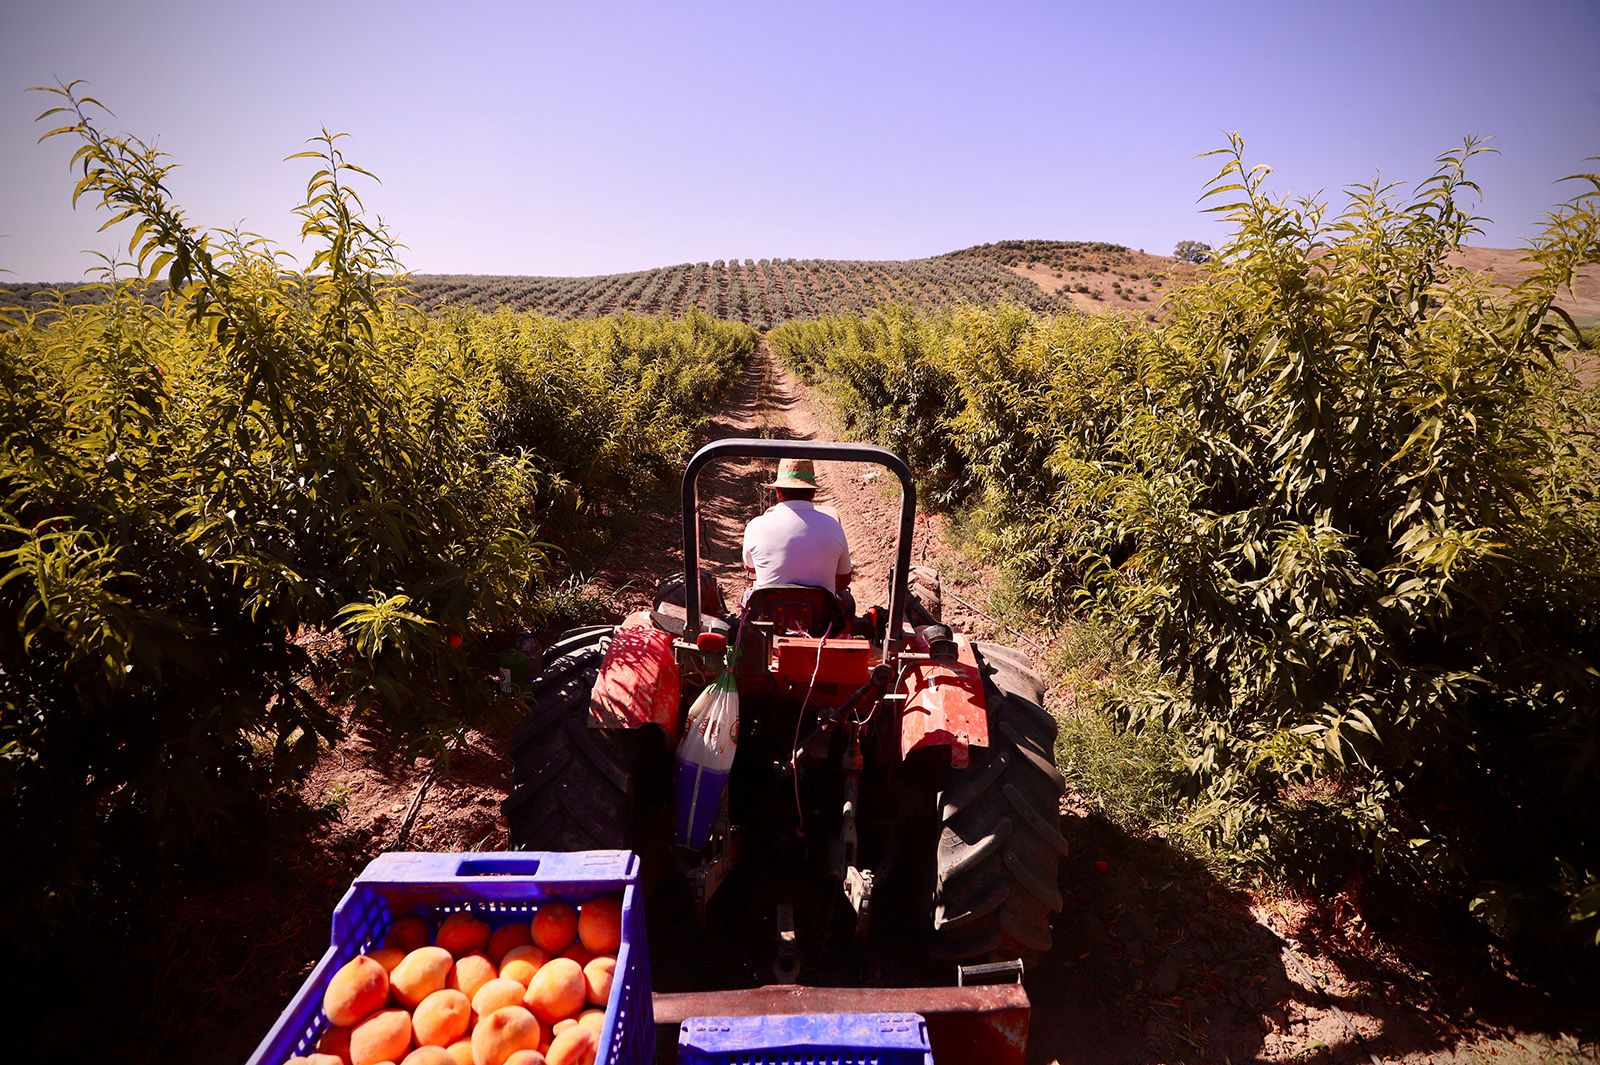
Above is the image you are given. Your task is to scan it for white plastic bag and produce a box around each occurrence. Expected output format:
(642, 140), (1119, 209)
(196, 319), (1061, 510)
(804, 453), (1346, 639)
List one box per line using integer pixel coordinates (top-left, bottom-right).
(673, 668), (739, 849)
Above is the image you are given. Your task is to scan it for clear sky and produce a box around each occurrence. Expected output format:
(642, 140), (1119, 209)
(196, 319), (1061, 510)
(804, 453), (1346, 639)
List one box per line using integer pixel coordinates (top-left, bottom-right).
(2, 0), (1597, 282)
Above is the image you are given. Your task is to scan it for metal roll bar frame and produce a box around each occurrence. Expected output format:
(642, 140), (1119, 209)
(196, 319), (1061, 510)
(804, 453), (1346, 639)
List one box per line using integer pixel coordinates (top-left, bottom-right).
(680, 438), (916, 658)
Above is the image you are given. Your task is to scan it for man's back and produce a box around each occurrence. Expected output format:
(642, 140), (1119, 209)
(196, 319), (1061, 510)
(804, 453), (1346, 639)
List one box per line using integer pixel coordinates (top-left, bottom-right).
(743, 499), (852, 591)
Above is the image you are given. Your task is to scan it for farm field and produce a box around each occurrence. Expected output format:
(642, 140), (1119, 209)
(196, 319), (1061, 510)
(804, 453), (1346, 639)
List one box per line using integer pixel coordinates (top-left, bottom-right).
(5, 85), (1598, 1065)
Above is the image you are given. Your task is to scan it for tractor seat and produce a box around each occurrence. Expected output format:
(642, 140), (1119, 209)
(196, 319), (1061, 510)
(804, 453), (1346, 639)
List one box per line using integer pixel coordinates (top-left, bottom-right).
(744, 582), (849, 638)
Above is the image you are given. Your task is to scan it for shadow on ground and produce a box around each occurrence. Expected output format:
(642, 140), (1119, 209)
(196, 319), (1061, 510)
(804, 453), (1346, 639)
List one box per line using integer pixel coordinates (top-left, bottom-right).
(1029, 805), (1598, 1064)
(1028, 808), (1293, 1064)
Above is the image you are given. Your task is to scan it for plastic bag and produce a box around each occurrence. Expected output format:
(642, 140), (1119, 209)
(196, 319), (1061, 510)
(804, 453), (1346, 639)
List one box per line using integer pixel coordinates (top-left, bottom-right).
(673, 667), (739, 849)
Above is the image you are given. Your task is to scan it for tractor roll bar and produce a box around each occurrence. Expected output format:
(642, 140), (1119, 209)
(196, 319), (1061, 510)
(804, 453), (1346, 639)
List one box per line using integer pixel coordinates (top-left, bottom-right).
(681, 438), (916, 657)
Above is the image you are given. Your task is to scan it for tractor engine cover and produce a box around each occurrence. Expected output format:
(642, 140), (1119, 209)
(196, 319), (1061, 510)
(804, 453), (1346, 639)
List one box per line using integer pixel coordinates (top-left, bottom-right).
(771, 635), (872, 687)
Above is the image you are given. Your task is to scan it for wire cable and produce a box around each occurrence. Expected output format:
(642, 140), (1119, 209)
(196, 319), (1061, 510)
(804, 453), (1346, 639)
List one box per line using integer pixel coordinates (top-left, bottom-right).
(790, 617), (838, 831)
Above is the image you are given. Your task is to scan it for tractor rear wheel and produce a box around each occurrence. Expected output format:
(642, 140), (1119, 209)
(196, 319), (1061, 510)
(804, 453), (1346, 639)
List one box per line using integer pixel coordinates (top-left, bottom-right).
(930, 642), (1068, 963)
(503, 626), (637, 851)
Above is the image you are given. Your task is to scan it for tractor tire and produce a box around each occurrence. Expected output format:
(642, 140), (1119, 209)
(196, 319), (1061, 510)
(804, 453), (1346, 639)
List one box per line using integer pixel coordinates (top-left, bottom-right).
(907, 565), (943, 626)
(930, 642), (1067, 964)
(502, 626), (637, 851)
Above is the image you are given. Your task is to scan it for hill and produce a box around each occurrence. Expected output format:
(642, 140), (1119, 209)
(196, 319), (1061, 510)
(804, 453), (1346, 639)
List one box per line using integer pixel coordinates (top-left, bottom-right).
(397, 240), (1199, 328)
(4, 241), (1595, 335)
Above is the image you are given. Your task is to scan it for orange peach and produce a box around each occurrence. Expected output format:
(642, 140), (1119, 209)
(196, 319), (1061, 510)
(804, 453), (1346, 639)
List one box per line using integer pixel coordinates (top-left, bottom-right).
(287, 1056), (345, 1065)
(580, 957), (613, 1008)
(325, 955), (391, 1027)
(402, 1050), (455, 1065)
(557, 944), (594, 968)
(472, 977), (528, 1017)
(387, 916), (432, 952)
(545, 1026), (599, 1065)
(576, 1012), (604, 1035)
(368, 947), (408, 973)
(319, 1025), (355, 1064)
(530, 904), (577, 954)
(436, 912), (492, 957)
(487, 922), (532, 963)
(444, 1042), (474, 1065)
(351, 1009), (413, 1065)
(576, 898), (622, 955)
(450, 953), (498, 1000)
(523, 957), (585, 1026)
(498, 945), (547, 987)
(415, 988), (473, 1047)
(471, 1006), (542, 1065)
(392, 947), (454, 1009)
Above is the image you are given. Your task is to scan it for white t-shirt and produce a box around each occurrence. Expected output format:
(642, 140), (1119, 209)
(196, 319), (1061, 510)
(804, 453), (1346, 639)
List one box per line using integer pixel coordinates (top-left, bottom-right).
(742, 500), (853, 591)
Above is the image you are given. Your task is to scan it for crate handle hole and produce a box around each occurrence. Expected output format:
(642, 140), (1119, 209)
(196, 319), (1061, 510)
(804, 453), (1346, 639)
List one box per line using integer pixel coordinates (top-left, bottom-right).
(456, 856), (543, 876)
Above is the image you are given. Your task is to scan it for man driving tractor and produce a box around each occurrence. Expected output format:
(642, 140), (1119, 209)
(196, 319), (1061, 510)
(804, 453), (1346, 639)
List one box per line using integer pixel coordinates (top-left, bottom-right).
(741, 458), (854, 609)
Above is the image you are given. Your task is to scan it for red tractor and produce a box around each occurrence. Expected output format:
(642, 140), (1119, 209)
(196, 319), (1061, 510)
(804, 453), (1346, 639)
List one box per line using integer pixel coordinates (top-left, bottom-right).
(503, 439), (1066, 986)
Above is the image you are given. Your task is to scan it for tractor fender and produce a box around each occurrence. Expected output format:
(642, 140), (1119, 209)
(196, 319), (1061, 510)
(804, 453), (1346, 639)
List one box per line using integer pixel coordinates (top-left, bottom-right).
(588, 611), (682, 743)
(899, 634), (989, 768)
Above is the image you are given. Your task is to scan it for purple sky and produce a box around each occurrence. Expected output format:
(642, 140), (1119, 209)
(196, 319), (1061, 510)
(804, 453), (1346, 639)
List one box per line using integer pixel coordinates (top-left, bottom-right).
(3, 0), (1597, 282)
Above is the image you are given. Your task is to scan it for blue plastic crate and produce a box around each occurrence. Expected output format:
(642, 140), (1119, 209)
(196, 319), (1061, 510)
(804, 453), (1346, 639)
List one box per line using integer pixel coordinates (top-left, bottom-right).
(248, 850), (652, 1065)
(677, 1013), (933, 1065)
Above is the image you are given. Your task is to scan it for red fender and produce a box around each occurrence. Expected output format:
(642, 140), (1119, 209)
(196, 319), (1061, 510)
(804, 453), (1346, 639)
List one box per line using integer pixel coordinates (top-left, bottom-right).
(900, 635), (988, 768)
(588, 611), (682, 743)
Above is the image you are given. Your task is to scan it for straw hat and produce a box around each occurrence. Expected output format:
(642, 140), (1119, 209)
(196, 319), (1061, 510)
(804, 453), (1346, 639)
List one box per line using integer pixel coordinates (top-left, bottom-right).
(768, 457), (819, 489)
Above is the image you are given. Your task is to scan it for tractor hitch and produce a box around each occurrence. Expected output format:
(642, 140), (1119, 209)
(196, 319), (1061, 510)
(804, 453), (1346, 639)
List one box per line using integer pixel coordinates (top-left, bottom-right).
(652, 982), (1031, 1065)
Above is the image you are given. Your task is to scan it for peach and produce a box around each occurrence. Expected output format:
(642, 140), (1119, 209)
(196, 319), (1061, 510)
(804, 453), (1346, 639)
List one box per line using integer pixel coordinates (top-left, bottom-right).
(530, 904), (577, 954)
(369, 947), (408, 973)
(445, 1042), (474, 1065)
(580, 957), (614, 1008)
(319, 1025), (355, 1064)
(576, 1012), (604, 1035)
(351, 1008), (413, 1065)
(498, 945), (547, 987)
(523, 958), (585, 1026)
(437, 912), (492, 957)
(392, 947), (455, 1009)
(576, 898), (622, 955)
(387, 916), (432, 952)
(288, 1056), (346, 1065)
(450, 953), (498, 1000)
(504, 1054), (546, 1065)
(325, 955), (391, 1026)
(551, 1020), (575, 1037)
(472, 977), (528, 1017)
(415, 988), (473, 1047)
(546, 1026), (598, 1065)
(402, 1050), (455, 1065)
(471, 1006), (542, 1065)
(488, 922), (532, 963)
(557, 944), (594, 968)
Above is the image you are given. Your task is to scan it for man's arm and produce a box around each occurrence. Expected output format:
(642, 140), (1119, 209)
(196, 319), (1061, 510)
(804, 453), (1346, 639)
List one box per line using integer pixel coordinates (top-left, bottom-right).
(835, 534), (854, 594)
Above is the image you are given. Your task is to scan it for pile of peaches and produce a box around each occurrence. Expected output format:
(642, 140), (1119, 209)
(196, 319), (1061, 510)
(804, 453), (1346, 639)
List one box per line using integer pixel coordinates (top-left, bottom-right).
(286, 895), (624, 1065)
